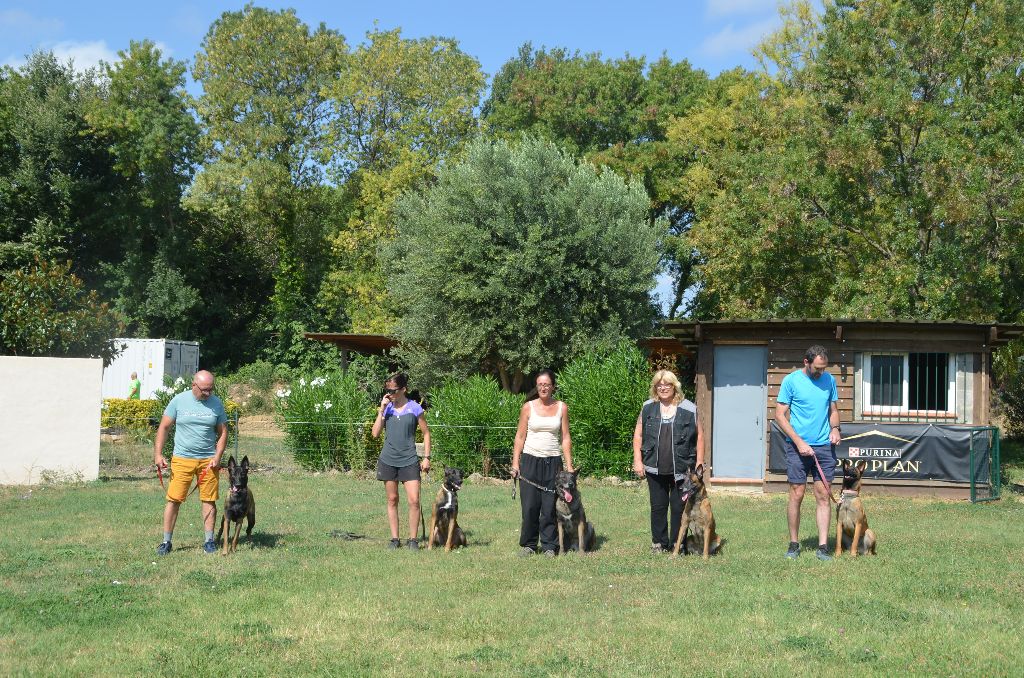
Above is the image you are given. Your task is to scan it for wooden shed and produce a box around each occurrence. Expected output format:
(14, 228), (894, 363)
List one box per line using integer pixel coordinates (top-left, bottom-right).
(663, 319), (1023, 498)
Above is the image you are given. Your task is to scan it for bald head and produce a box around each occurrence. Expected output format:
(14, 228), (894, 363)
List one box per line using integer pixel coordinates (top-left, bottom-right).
(192, 370), (215, 399)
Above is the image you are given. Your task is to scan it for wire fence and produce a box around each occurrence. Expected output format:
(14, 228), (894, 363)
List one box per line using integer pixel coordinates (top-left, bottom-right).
(98, 416), (636, 479)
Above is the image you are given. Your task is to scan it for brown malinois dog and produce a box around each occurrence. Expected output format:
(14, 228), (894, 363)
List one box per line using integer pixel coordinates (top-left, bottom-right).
(672, 464), (722, 560)
(217, 455), (256, 555)
(428, 467), (467, 551)
(835, 459), (877, 557)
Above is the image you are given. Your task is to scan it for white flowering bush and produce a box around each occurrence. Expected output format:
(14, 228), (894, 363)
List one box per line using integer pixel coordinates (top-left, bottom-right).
(275, 371), (379, 470)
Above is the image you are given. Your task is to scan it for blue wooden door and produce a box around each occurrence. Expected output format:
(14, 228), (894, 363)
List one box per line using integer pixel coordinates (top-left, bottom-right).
(712, 346), (768, 479)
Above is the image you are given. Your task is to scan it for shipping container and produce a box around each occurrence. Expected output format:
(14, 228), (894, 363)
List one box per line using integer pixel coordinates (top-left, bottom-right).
(100, 339), (201, 399)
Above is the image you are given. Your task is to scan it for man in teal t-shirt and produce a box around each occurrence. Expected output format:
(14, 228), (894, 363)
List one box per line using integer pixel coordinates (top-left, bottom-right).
(153, 370), (227, 555)
(127, 372), (141, 400)
(775, 345), (841, 562)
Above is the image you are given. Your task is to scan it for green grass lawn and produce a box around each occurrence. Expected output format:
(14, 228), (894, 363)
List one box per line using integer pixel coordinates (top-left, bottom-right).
(2, 438), (1023, 677)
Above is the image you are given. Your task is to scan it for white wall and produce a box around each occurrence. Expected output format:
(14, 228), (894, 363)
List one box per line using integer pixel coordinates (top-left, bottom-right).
(0, 356), (101, 485)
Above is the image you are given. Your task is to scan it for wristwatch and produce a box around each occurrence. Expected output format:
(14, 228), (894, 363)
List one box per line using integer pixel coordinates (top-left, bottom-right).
(831, 425), (842, 432)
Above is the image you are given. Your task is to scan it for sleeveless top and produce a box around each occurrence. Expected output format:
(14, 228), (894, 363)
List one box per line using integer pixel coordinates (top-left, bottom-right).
(523, 400), (563, 458)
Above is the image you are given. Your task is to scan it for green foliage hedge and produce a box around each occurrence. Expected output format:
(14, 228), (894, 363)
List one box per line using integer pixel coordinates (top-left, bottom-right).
(101, 398), (157, 440)
(558, 342), (651, 476)
(276, 372), (381, 471)
(428, 376), (523, 475)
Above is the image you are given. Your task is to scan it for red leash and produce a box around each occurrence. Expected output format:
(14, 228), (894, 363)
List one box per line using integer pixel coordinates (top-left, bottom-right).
(186, 466), (214, 500)
(156, 464), (165, 489)
(812, 453), (838, 505)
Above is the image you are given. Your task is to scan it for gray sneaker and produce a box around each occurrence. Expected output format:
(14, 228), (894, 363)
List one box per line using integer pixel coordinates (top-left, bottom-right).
(542, 549), (557, 558)
(815, 547), (834, 561)
(784, 543), (801, 559)
(517, 546), (535, 557)
(387, 538), (401, 550)
(651, 543), (668, 555)
(405, 538), (419, 551)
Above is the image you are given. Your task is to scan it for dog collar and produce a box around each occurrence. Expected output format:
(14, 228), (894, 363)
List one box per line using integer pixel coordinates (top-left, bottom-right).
(840, 489), (859, 499)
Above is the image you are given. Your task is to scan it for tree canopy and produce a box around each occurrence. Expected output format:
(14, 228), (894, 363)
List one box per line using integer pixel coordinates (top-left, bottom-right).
(387, 136), (663, 391)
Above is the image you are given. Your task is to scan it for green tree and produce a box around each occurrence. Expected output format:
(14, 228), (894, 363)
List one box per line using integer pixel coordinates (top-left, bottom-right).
(675, 0), (1024, 320)
(0, 259), (123, 364)
(483, 44), (709, 317)
(387, 136), (663, 392)
(321, 28), (485, 333)
(86, 40), (202, 335)
(188, 5), (346, 360)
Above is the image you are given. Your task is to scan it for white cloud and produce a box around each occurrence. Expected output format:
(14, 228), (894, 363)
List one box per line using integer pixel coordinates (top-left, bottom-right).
(0, 9), (63, 38)
(4, 39), (118, 73)
(705, 0), (779, 19)
(700, 17), (782, 58)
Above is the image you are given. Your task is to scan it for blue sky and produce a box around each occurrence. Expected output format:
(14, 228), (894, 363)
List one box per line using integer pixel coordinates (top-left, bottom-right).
(1, 1), (786, 312)
(2, 1), (784, 82)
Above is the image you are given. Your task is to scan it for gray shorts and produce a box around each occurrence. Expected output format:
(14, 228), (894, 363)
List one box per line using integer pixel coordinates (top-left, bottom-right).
(376, 459), (420, 482)
(784, 440), (836, 484)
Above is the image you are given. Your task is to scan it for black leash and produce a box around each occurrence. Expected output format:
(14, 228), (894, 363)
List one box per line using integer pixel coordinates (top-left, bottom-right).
(511, 473), (556, 500)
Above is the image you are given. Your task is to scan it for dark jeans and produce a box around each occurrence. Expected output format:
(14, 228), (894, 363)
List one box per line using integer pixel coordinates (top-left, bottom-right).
(646, 473), (682, 550)
(518, 454), (562, 552)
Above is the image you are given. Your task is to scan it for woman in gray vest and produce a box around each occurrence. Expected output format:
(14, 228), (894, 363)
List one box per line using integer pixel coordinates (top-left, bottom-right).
(631, 370), (704, 554)
(371, 373), (431, 550)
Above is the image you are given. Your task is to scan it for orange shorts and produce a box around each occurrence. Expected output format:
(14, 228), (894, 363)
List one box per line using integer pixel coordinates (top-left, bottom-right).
(167, 456), (219, 503)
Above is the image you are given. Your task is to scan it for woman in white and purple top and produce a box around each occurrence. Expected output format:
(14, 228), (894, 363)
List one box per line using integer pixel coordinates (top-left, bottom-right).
(371, 373), (431, 550)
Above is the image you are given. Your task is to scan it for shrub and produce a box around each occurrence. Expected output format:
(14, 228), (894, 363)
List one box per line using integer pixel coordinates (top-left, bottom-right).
(151, 376), (239, 459)
(275, 372), (380, 471)
(558, 341), (651, 476)
(428, 375), (523, 475)
(101, 398), (157, 440)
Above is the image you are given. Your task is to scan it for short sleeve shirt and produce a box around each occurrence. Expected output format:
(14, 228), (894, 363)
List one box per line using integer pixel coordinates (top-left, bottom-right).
(379, 400), (425, 467)
(777, 369), (837, 447)
(128, 378), (141, 400)
(163, 391), (227, 458)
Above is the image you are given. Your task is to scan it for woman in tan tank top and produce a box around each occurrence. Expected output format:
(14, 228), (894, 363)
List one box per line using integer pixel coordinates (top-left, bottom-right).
(511, 370), (575, 557)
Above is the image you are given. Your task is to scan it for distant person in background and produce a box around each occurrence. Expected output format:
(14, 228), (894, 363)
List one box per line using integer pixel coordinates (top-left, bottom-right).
(128, 372), (141, 400)
(153, 370), (227, 555)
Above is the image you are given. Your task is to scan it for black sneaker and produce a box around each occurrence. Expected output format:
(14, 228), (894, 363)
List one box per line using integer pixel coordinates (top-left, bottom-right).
(405, 538), (419, 551)
(156, 541), (172, 556)
(784, 543), (800, 559)
(203, 539), (217, 554)
(815, 547), (834, 561)
(387, 538), (401, 550)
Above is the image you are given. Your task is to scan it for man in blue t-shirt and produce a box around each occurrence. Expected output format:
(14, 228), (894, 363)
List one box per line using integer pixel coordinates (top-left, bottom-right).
(775, 345), (841, 562)
(153, 370), (227, 555)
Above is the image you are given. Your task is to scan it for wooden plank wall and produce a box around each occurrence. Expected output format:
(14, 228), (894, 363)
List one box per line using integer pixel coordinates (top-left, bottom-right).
(695, 325), (993, 470)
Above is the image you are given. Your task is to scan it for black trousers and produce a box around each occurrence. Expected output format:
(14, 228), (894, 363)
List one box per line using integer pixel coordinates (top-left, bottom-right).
(518, 454), (562, 552)
(646, 473), (682, 550)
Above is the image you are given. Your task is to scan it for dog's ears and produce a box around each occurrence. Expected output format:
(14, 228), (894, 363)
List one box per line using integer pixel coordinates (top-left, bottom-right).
(855, 459), (867, 472)
(694, 463), (705, 478)
(841, 458), (851, 469)
(241, 456), (249, 470)
(227, 456), (236, 469)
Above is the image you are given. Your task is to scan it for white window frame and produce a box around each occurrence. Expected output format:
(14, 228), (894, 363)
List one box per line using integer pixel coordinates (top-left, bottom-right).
(863, 353), (956, 415)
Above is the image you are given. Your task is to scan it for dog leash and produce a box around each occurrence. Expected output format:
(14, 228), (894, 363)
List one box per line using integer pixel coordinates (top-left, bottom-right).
(156, 464), (165, 489)
(511, 473), (556, 500)
(812, 454), (838, 505)
(185, 466), (219, 500)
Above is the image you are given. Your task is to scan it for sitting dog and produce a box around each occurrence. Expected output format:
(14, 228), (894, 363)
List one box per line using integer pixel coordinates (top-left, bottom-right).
(428, 466), (467, 551)
(216, 455), (256, 555)
(672, 464), (722, 559)
(835, 459), (877, 557)
(554, 469), (596, 554)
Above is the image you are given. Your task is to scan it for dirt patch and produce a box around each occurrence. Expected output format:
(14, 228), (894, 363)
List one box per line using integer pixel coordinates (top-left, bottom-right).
(238, 415), (285, 438)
